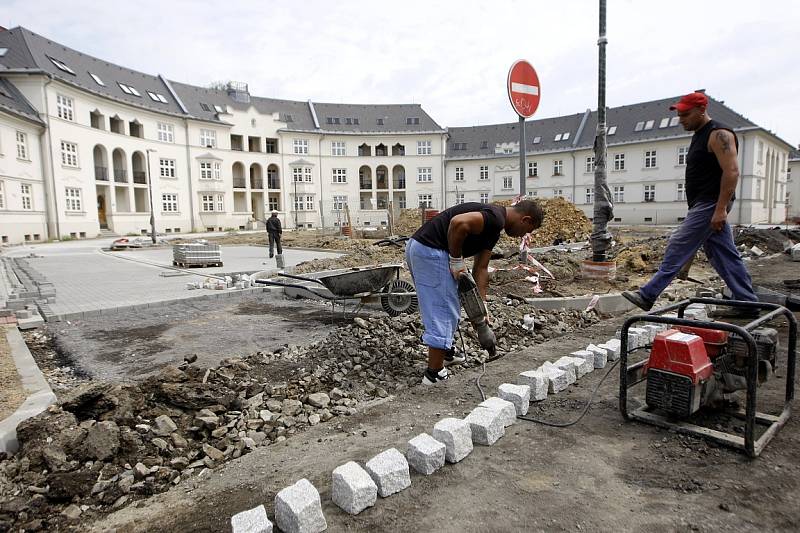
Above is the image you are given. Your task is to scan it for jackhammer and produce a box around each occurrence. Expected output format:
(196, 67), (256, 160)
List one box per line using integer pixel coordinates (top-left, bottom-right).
(457, 272), (496, 357)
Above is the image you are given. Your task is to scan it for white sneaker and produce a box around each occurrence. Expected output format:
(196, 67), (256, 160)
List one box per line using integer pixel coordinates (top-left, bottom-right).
(422, 367), (449, 385)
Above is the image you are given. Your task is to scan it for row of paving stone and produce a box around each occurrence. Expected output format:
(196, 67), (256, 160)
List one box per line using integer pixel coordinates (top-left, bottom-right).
(229, 305), (709, 532)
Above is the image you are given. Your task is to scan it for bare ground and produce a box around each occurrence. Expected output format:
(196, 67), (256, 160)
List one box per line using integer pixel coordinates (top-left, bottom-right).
(88, 254), (800, 533)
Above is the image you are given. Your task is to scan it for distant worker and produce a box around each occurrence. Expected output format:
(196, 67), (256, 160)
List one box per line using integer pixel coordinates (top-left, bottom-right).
(406, 200), (544, 385)
(266, 210), (283, 259)
(623, 92), (758, 315)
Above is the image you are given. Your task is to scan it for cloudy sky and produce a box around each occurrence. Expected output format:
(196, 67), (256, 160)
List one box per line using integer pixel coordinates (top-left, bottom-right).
(5, 0), (799, 146)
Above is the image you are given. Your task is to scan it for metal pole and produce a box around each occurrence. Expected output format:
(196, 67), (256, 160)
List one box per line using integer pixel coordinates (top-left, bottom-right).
(293, 178), (299, 229)
(145, 149), (156, 244)
(519, 116), (526, 196)
(591, 0), (614, 261)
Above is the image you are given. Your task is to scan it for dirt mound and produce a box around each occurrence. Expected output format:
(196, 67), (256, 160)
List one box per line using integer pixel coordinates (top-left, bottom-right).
(494, 198), (592, 250)
(733, 227), (799, 254)
(393, 208), (425, 236)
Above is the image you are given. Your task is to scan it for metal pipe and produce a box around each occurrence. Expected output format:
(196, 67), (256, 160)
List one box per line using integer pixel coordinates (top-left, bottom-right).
(145, 148), (157, 243)
(519, 116), (526, 196)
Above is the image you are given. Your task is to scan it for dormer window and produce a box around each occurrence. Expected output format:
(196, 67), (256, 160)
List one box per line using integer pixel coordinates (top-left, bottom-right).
(47, 56), (75, 75)
(200, 103), (211, 112)
(376, 118), (384, 126)
(406, 117), (420, 125)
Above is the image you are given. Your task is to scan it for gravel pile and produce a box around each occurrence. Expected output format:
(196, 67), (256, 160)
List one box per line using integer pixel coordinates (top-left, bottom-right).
(0, 301), (598, 531)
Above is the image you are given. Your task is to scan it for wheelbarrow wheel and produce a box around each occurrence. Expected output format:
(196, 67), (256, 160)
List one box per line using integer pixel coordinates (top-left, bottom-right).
(380, 279), (418, 316)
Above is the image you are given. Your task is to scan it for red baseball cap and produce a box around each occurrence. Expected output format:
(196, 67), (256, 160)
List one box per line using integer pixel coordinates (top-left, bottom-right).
(669, 92), (708, 112)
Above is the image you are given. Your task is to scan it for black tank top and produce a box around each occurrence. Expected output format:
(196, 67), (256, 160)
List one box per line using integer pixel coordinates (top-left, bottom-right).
(685, 119), (738, 208)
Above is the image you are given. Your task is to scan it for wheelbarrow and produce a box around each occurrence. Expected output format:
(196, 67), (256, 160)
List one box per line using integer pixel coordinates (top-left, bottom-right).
(254, 263), (418, 317)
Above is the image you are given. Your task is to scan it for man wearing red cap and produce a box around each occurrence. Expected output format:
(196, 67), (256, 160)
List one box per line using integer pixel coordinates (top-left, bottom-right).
(623, 92), (758, 314)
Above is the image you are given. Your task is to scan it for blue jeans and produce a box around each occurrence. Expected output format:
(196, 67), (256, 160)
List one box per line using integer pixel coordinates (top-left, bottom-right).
(639, 201), (757, 303)
(405, 238), (460, 350)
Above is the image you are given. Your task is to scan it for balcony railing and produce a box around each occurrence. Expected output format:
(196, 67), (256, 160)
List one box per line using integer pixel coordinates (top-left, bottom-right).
(114, 168), (128, 182)
(133, 171), (147, 184)
(359, 180), (372, 190)
(393, 179), (406, 189)
(95, 166), (108, 181)
(268, 178), (280, 189)
(250, 177), (264, 189)
(233, 177), (246, 188)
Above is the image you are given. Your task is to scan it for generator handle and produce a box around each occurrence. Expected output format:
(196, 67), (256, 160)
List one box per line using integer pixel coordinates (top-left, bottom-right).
(618, 297), (797, 458)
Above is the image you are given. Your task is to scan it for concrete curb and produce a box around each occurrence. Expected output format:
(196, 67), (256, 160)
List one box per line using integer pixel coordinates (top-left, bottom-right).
(0, 326), (57, 454)
(525, 292), (636, 314)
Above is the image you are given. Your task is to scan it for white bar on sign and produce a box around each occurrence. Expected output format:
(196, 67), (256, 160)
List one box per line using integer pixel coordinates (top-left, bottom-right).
(511, 82), (539, 95)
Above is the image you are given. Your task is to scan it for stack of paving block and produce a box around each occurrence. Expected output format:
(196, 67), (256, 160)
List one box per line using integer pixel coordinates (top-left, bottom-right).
(172, 243), (222, 266)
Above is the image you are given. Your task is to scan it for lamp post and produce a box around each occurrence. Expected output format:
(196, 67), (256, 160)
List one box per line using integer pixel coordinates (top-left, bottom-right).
(293, 177), (299, 230)
(145, 148), (157, 244)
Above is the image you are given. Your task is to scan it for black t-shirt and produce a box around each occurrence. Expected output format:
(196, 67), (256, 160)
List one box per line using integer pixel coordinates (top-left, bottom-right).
(411, 202), (506, 258)
(685, 119), (738, 208)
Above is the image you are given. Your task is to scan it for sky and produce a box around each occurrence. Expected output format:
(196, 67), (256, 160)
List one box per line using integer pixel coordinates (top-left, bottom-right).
(4, 0), (799, 147)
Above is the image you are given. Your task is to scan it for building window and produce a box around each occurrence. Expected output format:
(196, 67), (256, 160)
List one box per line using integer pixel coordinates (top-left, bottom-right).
(479, 193), (489, 204)
(407, 117), (421, 125)
(528, 162), (538, 177)
(607, 125), (617, 135)
(418, 194), (433, 208)
(56, 94), (74, 121)
(613, 153), (625, 171)
(553, 188), (564, 198)
(199, 161), (220, 180)
(60, 141), (79, 167)
(200, 194), (223, 212)
(644, 150), (657, 168)
(585, 187), (594, 204)
(503, 176), (513, 190)
(455, 167), (464, 181)
(293, 167), (313, 182)
(162, 193), (178, 212)
(613, 185), (625, 203)
(265, 138), (278, 154)
(0, 181), (4, 209)
(417, 141), (432, 155)
(157, 122), (174, 143)
(479, 166), (489, 180)
(644, 184), (656, 202)
(268, 197), (279, 211)
(65, 187), (81, 212)
(677, 146), (688, 166)
(644, 120), (654, 130)
(16, 131), (28, 160)
(293, 139), (309, 154)
(293, 195), (315, 211)
(528, 190), (538, 198)
(553, 160), (563, 176)
(585, 156), (595, 173)
(200, 129), (216, 148)
(333, 195), (348, 210)
(456, 193), (465, 204)
(669, 116), (679, 127)
(659, 117), (670, 128)
(160, 158), (176, 178)
(757, 141), (764, 164)
(20, 183), (32, 210)
(89, 72), (105, 86)
(332, 168), (347, 183)
(634, 121), (645, 132)
(397, 194), (406, 209)
(331, 141), (346, 156)
(676, 182), (685, 201)
(417, 167), (432, 182)
(532, 136), (542, 144)
(755, 179), (762, 200)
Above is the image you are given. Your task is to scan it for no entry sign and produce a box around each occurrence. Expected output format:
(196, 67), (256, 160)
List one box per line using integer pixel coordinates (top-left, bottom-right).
(507, 60), (541, 118)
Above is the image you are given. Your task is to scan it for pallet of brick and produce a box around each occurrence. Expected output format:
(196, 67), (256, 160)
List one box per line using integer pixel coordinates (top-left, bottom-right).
(172, 243), (223, 267)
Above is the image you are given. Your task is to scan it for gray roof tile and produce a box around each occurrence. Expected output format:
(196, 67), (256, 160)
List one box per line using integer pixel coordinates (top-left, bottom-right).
(312, 102), (444, 133)
(0, 78), (43, 124)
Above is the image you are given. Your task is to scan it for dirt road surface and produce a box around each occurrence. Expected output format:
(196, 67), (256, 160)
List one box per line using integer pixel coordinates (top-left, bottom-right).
(89, 256), (800, 533)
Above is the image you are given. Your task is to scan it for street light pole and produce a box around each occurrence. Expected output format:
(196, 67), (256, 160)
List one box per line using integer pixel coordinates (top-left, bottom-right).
(590, 0), (614, 262)
(145, 149), (157, 244)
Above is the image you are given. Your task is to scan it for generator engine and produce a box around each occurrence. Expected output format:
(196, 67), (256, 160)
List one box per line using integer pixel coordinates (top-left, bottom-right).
(644, 326), (779, 417)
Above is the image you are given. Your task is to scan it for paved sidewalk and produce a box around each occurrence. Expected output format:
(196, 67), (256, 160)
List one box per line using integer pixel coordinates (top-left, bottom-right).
(2, 240), (340, 318)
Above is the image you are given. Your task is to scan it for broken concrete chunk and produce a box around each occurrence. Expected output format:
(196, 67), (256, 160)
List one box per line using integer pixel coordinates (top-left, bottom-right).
(231, 504), (274, 533)
(432, 418), (473, 463)
(331, 461), (377, 515)
(464, 407), (505, 445)
(274, 478), (327, 533)
(406, 433), (446, 475)
(365, 448), (411, 497)
(477, 397), (517, 426)
(153, 415), (178, 436)
(497, 383), (530, 416)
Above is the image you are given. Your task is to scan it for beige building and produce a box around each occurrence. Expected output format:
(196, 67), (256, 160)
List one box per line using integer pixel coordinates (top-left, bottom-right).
(0, 26), (795, 245)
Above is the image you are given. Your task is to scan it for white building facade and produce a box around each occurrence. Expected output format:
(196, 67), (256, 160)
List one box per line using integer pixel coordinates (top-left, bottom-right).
(0, 26), (794, 245)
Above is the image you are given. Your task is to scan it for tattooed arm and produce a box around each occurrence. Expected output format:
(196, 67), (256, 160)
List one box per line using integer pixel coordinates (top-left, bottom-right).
(708, 129), (739, 231)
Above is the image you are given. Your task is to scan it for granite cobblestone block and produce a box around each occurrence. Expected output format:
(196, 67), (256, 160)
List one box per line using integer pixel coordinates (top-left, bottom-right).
(432, 418), (473, 463)
(365, 448), (411, 497)
(497, 383), (530, 416)
(406, 433), (446, 475)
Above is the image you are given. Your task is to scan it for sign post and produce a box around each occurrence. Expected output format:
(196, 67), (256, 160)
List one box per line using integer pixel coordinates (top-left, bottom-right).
(507, 60), (541, 197)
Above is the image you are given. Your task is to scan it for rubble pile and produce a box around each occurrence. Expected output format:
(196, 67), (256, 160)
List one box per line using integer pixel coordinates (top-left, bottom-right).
(392, 208), (425, 236)
(292, 241), (404, 274)
(0, 303), (598, 530)
(734, 227), (799, 256)
(494, 198), (592, 250)
(612, 236), (671, 273)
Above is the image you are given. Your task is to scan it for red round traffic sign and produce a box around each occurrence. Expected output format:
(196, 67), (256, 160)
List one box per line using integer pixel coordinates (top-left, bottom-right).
(507, 60), (541, 118)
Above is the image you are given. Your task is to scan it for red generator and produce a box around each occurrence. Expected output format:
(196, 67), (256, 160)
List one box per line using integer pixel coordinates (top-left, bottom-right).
(620, 298), (796, 457)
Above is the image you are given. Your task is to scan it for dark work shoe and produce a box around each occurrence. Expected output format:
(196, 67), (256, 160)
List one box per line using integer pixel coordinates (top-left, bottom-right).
(422, 367), (449, 385)
(622, 290), (655, 311)
(443, 347), (466, 366)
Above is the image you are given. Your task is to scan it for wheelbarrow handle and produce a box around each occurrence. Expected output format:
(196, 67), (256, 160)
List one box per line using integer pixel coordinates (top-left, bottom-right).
(253, 278), (335, 299)
(276, 272), (328, 287)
